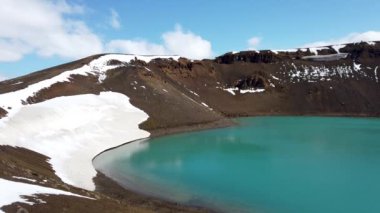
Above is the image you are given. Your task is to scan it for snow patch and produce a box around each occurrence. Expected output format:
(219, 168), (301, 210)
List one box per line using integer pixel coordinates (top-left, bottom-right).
(0, 178), (93, 211)
(220, 87), (265, 95)
(200, 102), (213, 111)
(240, 88), (265, 94)
(0, 92), (150, 191)
(201, 102), (209, 107)
(11, 82), (23, 85)
(271, 50), (278, 54)
(188, 90), (199, 97)
(331, 45), (346, 53)
(270, 48), (303, 53)
(288, 63), (363, 83)
(309, 47), (328, 55)
(375, 66), (379, 83)
(222, 87), (238, 95)
(12, 176), (37, 183)
(353, 62), (361, 71)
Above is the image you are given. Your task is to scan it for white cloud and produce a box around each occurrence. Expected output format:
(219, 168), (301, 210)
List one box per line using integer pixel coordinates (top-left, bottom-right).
(0, 74), (7, 81)
(107, 40), (166, 55)
(162, 25), (213, 59)
(107, 25), (213, 59)
(247, 37), (261, 50)
(0, 0), (103, 62)
(0, 1), (212, 63)
(303, 31), (380, 47)
(0, 39), (32, 62)
(109, 9), (121, 30)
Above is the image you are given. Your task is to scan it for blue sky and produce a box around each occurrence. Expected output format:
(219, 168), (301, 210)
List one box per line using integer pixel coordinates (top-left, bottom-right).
(1, 0), (380, 79)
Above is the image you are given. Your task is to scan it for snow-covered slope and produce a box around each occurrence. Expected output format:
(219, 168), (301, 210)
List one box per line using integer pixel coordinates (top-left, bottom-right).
(0, 92), (150, 190)
(0, 54), (182, 191)
(0, 178), (92, 213)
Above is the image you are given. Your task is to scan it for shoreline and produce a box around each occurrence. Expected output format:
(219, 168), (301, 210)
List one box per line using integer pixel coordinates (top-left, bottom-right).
(93, 113), (380, 212)
(92, 118), (235, 160)
(92, 118), (236, 213)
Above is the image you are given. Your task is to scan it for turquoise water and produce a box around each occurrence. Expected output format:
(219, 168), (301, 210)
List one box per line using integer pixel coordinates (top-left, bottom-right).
(94, 117), (380, 213)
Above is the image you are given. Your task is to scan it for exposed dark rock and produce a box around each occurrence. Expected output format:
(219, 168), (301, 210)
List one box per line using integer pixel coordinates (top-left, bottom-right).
(215, 51), (280, 64)
(107, 59), (124, 66)
(234, 75), (267, 90)
(0, 107), (6, 118)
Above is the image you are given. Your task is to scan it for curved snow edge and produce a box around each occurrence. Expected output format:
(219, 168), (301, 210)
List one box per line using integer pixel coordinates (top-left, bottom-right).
(0, 92), (150, 191)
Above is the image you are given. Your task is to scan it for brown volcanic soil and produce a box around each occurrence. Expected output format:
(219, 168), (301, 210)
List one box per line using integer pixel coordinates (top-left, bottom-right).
(0, 42), (380, 212)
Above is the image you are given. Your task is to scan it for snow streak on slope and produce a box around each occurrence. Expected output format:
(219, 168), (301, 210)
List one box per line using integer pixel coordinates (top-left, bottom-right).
(0, 178), (93, 213)
(216, 87), (265, 95)
(0, 91), (150, 190)
(284, 62), (372, 83)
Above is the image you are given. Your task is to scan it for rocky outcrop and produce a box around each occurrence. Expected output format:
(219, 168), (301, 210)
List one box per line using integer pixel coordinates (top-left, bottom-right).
(233, 74), (267, 90)
(340, 42), (380, 59)
(0, 107), (6, 118)
(215, 51), (280, 64)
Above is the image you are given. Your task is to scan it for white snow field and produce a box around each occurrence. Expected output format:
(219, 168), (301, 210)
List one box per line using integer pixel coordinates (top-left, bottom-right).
(0, 92), (150, 191)
(0, 54), (177, 191)
(0, 178), (93, 213)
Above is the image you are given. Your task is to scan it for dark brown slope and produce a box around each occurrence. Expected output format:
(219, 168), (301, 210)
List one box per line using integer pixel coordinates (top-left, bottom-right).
(0, 41), (380, 213)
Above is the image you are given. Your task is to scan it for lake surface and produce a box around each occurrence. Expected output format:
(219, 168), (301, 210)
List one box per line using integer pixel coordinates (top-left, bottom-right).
(94, 117), (380, 213)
